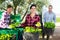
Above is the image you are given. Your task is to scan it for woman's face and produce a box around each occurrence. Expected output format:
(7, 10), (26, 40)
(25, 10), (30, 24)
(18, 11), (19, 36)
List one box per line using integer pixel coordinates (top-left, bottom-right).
(30, 6), (36, 13)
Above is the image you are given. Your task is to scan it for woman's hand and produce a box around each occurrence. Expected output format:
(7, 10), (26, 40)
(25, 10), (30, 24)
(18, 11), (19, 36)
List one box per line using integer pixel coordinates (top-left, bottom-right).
(35, 22), (41, 28)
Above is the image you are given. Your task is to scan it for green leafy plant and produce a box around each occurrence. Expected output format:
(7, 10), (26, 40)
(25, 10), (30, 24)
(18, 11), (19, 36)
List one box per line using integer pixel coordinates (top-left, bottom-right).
(9, 22), (20, 29)
(24, 26), (42, 33)
(44, 22), (55, 29)
(0, 34), (12, 40)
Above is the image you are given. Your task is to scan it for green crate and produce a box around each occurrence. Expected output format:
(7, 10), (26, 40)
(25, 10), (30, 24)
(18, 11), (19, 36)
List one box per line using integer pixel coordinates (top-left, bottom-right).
(0, 28), (18, 40)
(0, 28), (24, 40)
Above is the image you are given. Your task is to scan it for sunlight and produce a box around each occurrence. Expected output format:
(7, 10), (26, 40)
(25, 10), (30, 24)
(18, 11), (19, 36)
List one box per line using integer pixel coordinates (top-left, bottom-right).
(49, 0), (60, 17)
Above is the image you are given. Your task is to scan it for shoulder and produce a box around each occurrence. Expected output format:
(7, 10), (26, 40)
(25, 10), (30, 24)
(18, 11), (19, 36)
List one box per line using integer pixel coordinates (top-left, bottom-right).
(52, 12), (55, 14)
(44, 11), (48, 15)
(25, 14), (30, 19)
(2, 11), (7, 15)
(26, 14), (30, 16)
(35, 14), (40, 18)
(52, 12), (56, 15)
(35, 14), (39, 16)
(45, 11), (48, 13)
(26, 14), (30, 17)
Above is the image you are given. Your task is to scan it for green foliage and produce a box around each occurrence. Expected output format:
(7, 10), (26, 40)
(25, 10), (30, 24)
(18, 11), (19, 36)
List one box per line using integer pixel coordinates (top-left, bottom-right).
(13, 0), (24, 6)
(21, 0), (49, 21)
(0, 33), (16, 40)
(0, 0), (49, 21)
(10, 14), (15, 19)
(10, 14), (21, 24)
(0, 34), (12, 40)
(13, 0), (25, 15)
(36, 1), (45, 14)
(0, 0), (49, 15)
(44, 22), (55, 29)
(10, 14), (21, 29)
(9, 22), (20, 29)
(13, 0), (20, 6)
(0, 0), (5, 4)
(0, 11), (3, 19)
(24, 27), (42, 33)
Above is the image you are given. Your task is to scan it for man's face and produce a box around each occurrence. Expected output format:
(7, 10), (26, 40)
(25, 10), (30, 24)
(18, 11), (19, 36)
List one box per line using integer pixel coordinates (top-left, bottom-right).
(7, 8), (12, 13)
(30, 6), (36, 13)
(48, 6), (52, 12)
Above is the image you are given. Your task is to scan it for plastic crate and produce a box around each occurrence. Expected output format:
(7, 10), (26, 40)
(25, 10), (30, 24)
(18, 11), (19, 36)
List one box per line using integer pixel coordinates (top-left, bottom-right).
(0, 28), (18, 40)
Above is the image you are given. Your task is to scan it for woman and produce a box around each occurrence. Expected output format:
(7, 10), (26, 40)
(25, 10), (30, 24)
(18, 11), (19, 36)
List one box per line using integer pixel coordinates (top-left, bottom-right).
(21, 4), (41, 40)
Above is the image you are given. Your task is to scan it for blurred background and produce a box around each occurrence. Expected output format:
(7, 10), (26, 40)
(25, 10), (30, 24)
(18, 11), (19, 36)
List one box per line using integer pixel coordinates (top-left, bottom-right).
(0, 0), (60, 22)
(0, 0), (60, 40)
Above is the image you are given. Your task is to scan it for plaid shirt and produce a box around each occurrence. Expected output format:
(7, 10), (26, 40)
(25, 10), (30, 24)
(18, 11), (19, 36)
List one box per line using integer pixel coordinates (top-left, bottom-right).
(0, 11), (10, 28)
(21, 14), (40, 28)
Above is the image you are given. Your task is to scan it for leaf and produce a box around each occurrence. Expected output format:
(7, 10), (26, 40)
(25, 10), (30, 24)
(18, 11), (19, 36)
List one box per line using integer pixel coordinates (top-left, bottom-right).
(44, 22), (55, 29)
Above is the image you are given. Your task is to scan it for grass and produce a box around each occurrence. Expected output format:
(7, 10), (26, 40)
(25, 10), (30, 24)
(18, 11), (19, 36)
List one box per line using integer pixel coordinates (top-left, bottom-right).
(56, 17), (60, 22)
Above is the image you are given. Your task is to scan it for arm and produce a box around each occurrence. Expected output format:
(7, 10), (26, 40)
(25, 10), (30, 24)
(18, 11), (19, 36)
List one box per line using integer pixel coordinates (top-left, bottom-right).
(21, 15), (28, 27)
(0, 12), (7, 28)
(35, 15), (41, 28)
(43, 13), (46, 23)
(53, 14), (56, 23)
(0, 12), (5, 22)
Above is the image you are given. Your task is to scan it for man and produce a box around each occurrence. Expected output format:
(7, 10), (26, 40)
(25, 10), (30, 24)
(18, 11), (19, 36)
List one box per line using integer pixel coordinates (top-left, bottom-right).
(44, 5), (56, 23)
(0, 5), (13, 28)
(43, 5), (56, 40)
(21, 4), (40, 40)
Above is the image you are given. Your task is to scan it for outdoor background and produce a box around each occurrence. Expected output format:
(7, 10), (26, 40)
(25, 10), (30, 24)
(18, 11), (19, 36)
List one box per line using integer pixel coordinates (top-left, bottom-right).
(0, 0), (60, 40)
(0, 0), (60, 23)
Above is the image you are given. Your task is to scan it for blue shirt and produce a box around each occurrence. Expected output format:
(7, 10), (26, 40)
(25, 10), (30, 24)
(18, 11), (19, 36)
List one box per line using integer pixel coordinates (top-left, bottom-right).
(44, 11), (56, 23)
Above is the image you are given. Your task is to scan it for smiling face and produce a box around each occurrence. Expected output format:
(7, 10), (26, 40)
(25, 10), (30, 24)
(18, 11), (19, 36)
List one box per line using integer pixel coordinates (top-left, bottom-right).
(7, 5), (13, 14)
(7, 7), (12, 13)
(30, 6), (36, 14)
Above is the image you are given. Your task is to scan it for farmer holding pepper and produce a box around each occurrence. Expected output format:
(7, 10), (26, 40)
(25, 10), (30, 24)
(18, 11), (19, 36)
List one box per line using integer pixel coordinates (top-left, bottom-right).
(21, 4), (41, 40)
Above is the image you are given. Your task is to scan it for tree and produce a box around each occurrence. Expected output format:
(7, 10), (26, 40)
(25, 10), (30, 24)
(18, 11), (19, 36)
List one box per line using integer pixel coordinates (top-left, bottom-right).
(0, 0), (5, 4)
(35, 0), (49, 27)
(0, 0), (49, 22)
(36, 0), (49, 14)
(0, 0), (5, 10)
(21, 0), (35, 21)
(13, 0), (24, 15)
(21, 0), (49, 21)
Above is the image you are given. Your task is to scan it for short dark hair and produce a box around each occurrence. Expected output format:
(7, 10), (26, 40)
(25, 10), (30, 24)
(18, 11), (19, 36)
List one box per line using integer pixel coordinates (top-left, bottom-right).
(7, 5), (12, 8)
(30, 4), (36, 9)
(49, 5), (53, 8)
